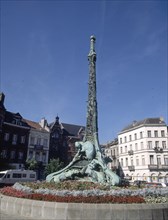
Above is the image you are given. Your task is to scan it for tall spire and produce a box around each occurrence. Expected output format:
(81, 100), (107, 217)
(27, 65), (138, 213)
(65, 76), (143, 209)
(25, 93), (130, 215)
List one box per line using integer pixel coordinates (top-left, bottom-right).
(88, 35), (96, 56)
(84, 35), (99, 145)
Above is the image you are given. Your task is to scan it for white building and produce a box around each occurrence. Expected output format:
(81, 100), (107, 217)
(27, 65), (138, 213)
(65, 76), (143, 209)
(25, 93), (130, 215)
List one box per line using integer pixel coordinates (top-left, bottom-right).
(118, 117), (168, 183)
(25, 118), (50, 166)
(104, 139), (119, 174)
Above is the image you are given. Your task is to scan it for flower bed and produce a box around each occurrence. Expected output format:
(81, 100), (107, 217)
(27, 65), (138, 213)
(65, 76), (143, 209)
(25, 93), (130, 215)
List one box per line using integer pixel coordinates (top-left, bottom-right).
(0, 181), (168, 204)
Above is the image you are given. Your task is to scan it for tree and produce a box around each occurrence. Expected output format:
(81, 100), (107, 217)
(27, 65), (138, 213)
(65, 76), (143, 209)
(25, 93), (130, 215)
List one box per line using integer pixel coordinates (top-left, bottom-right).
(25, 158), (38, 170)
(44, 158), (64, 177)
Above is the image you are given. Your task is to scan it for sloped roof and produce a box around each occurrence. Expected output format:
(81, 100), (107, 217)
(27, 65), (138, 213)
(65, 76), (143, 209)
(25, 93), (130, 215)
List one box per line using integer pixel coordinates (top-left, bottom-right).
(61, 123), (85, 136)
(5, 111), (30, 128)
(23, 119), (47, 132)
(121, 117), (166, 132)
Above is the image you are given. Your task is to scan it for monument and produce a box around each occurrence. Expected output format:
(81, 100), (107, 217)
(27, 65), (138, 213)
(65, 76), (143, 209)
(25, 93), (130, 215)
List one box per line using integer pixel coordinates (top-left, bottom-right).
(46, 36), (120, 186)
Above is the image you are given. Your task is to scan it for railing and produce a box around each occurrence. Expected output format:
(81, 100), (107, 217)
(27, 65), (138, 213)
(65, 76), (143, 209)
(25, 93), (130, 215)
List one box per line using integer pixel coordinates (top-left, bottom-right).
(148, 164), (168, 171)
(128, 165), (135, 171)
(128, 150), (133, 155)
(153, 147), (163, 153)
(30, 145), (48, 150)
(112, 155), (116, 160)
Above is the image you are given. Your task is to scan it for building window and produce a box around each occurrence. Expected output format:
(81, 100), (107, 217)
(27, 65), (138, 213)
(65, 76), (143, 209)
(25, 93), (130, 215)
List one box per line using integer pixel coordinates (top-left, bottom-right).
(43, 139), (48, 147)
(129, 135), (132, 141)
(18, 152), (23, 160)
(161, 130), (165, 137)
(150, 155), (154, 164)
(124, 136), (127, 143)
(125, 146), (127, 153)
(120, 138), (122, 144)
(162, 141), (166, 149)
(148, 131), (151, 138)
(142, 156), (145, 165)
(154, 131), (158, 137)
(140, 132), (143, 138)
(157, 156), (161, 166)
(164, 156), (168, 165)
(4, 133), (10, 141)
(21, 136), (26, 144)
(121, 158), (123, 167)
(135, 143), (138, 151)
(131, 158), (133, 166)
(136, 157), (139, 166)
(37, 138), (41, 145)
(126, 158), (128, 166)
(148, 141), (152, 149)
(1, 150), (7, 158)
(130, 144), (132, 150)
(134, 133), (137, 140)
(29, 151), (33, 159)
(155, 141), (159, 148)
(140, 142), (144, 150)
(120, 147), (123, 154)
(30, 137), (35, 145)
(10, 151), (15, 159)
(42, 153), (46, 162)
(12, 134), (17, 145)
(35, 152), (40, 161)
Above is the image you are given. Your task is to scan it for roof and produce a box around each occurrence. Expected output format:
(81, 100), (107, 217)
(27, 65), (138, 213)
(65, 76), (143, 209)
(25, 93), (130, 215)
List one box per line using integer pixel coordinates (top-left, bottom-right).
(49, 119), (85, 136)
(61, 123), (85, 136)
(23, 119), (48, 132)
(5, 111), (30, 128)
(120, 117), (166, 133)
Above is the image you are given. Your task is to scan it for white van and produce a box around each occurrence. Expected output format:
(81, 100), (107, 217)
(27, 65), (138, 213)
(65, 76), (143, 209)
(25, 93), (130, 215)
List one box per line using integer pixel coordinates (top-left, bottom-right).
(0, 169), (37, 185)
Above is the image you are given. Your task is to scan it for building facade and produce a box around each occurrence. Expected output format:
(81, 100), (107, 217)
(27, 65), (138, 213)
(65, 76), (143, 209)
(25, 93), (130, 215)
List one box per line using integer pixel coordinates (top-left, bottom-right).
(49, 116), (85, 165)
(0, 111), (30, 170)
(118, 118), (168, 183)
(0, 93), (6, 132)
(24, 118), (50, 179)
(104, 138), (120, 175)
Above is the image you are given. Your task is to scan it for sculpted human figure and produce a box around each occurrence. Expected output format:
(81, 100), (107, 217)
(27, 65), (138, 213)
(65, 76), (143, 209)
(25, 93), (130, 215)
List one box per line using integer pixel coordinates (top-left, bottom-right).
(75, 141), (95, 160)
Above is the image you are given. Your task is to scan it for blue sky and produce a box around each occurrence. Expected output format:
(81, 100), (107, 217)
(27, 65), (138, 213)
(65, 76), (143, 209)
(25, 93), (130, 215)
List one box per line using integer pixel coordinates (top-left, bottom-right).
(0, 0), (167, 144)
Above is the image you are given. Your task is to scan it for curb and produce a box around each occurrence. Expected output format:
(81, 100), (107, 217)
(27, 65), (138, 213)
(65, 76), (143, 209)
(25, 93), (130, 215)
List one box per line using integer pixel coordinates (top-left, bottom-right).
(0, 194), (168, 220)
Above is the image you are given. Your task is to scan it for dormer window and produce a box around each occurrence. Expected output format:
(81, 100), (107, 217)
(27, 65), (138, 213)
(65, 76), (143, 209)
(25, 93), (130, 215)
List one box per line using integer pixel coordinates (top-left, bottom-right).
(12, 118), (22, 125)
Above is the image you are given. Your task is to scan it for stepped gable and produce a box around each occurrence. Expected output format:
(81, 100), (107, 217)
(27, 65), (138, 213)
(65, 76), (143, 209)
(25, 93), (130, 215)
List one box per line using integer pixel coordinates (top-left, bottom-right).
(121, 117), (166, 132)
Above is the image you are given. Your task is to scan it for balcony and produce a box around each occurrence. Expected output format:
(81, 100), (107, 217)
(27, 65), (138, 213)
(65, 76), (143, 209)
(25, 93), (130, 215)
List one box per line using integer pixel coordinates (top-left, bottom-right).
(128, 165), (135, 171)
(31, 145), (44, 150)
(153, 147), (163, 153)
(148, 164), (168, 171)
(128, 150), (133, 155)
(112, 155), (116, 160)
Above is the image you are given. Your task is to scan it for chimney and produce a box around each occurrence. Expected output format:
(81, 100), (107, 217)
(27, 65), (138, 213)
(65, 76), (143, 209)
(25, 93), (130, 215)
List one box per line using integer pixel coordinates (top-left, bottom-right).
(0, 93), (5, 105)
(39, 117), (47, 128)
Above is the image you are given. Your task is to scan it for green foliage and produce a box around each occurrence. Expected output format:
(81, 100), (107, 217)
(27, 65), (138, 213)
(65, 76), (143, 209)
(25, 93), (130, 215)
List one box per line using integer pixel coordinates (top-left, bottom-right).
(44, 158), (64, 176)
(26, 158), (38, 170)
